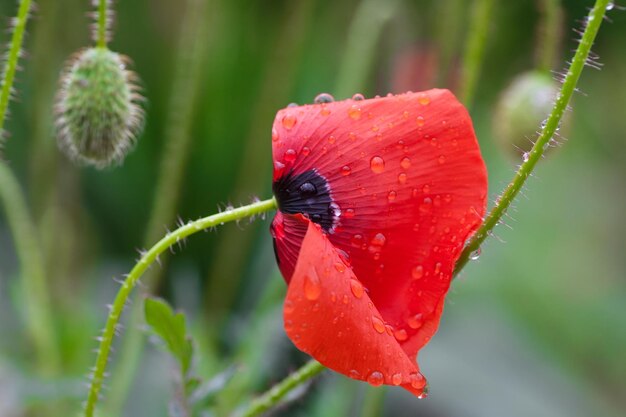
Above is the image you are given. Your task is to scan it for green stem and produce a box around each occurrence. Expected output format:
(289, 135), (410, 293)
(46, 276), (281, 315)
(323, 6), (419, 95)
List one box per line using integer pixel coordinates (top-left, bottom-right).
(235, 360), (326, 417)
(96, 0), (108, 48)
(538, 0), (562, 71)
(0, 164), (60, 375)
(0, 0), (32, 135)
(459, 0), (496, 107)
(455, 0), (610, 274)
(233, 1), (611, 413)
(83, 197), (277, 417)
(104, 0), (210, 412)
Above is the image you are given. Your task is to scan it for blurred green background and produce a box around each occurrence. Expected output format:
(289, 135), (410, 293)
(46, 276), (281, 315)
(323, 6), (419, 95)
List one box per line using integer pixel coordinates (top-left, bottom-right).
(0, 0), (624, 416)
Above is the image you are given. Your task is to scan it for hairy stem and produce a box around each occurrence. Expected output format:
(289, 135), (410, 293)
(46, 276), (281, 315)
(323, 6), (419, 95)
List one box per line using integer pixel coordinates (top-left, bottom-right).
(104, 0), (210, 412)
(0, 164), (60, 375)
(233, 1), (611, 413)
(83, 198), (277, 417)
(455, 0), (610, 275)
(0, 0), (32, 136)
(459, 0), (496, 107)
(96, 0), (108, 48)
(235, 360), (326, 417)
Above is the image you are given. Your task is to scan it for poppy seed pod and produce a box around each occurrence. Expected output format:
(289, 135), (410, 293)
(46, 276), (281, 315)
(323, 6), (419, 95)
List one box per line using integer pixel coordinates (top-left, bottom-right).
(492, 70), (567, 158)
(55, 47), (143, 168)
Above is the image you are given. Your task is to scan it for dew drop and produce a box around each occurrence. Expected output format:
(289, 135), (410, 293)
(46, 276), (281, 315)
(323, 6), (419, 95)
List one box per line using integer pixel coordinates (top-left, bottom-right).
(367, 371), (384, 387)
(284, 300), (295, 314)
(370, 156), (385, 173)
(352, 93), (365, 101)
(398, 173), (407, 184)
(327, 135), (336, 144)
(334, 262), (346, 273)
(416, 116), (425, 127)
(607, 2), (615, 10)
(394, 328), (408, 342)
(400, 157), (411, 169)
(410, 372), (425, 389)
(434, 262), (442, 275)
(387, 191), (397, 202)
(391, 373), (403, 386)
(284, 149), (296, 162)
(304, 268), (321, 300)
(469, 247), (482, 260)
(407, 313), (423, 329)
(299, 182), (316, 196)
(341, 165), (352, 176)
(272, 128), (279, 142)
(370, 233), (386, 247)
(522, 152), (529, 162)
(351, 234), (364, 248)
(411, 265), (424, 280)
(372, 316), (386, 334)
(348, 105), (362, 120)
(350, 279), (364, 299)
(418, 94), (431, 105)
(287, 102), (298, 108)
(438, 155), (446, 164)
(281, 114), (297, 130)
(314, 93), (334, 104)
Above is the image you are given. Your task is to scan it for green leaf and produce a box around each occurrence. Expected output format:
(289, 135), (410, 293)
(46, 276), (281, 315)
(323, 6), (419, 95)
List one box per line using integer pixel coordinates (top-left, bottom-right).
(144, 297), (193, 375)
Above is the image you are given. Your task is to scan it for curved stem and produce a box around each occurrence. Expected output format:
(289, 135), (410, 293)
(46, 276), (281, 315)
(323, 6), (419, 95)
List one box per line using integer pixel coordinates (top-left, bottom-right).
(233, 1), (611, 413)
(0, 0), (32, 135)
(0, 164), (60, 375)
(83, 197), (277, 417)
(96, 0), (109, 48)
(459, 0), (496, 108)
(235, 360), (326, 417)
(455, 0), (610, 276)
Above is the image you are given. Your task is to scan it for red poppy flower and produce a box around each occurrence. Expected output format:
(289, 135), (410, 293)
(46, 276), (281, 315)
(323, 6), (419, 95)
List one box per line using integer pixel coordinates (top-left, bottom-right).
(270, 90), (487, 397)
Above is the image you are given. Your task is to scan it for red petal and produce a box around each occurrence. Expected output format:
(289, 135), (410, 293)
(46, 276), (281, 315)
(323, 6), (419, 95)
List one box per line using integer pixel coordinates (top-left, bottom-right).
(284, 219), (427, 396)
(272, 90), (487, 361)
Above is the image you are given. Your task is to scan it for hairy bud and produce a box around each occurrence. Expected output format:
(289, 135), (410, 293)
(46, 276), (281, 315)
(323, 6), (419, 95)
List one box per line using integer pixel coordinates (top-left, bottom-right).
(492, 70), (568, 158)
(55, 47), (143, 168)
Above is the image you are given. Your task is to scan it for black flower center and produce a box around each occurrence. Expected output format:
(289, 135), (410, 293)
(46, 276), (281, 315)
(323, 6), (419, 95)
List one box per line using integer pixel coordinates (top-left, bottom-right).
(273, 169), (339, 232)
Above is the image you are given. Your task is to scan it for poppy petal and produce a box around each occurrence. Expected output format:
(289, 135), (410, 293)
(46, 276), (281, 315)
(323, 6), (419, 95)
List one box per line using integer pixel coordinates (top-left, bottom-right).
(272, 90), (487, 362)
(284, 218), (427, 397)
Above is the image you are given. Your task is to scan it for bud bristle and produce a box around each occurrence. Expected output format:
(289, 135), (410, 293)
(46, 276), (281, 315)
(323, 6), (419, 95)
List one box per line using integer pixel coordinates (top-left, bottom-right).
(55, 47), (144, 168)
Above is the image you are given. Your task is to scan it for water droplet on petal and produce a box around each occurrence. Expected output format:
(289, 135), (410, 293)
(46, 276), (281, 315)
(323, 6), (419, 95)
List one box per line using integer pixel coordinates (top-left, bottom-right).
(400, 157), (411, 169)
(398, 173), (407, 184)
(350, 279), (364, 299)
(394, 328), (408, 341)
(348, 105), (362, 120)
(341, 165), (351, 176)
(284, 300), (294, 314)
(284, 149), (296, 162)
(391, 373), (403, 386)
(416, 116), (425, 127)
(281, 114), (297, 130)
(344, 208), (355, 219)
(272, 128), (279, 142)
(314, 93), (334, 104)
(352, 93), (365, 101)
(304, 268), (321, 300)
(334, 262), (346, 273)
(387, 191), (397, 202)
(327, 135), (336, 144)
(410, 372), (425, 389)
(301, 146), (311, 156)
(372, 316), (386, 334)
(370, 156), (385, 173)
(351, 234), (364, 247)
(418, 94), (431, 105)
(367, 371), (384, 387)
(287, 102), (298, 108)
(438, 155), (446, 164)
(407, 313), (423, 329)
(412, 265), (424, 280)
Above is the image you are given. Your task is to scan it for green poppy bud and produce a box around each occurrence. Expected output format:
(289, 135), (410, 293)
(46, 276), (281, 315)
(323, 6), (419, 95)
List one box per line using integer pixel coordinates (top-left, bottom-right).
(55, 47), (143, 168)
(492, 70), (568, 158)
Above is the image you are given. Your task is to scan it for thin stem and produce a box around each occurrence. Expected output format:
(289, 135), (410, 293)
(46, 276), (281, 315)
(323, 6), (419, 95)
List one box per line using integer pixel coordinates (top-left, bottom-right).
(455, 0), (610, 275)
(537, 0), (562, 71)
(459, 0), (496, 108)
(104, 0), (210, 412)
(235, 360), (326, 417)
(96, 0), (108, 48)
(0, 0), (32, 136)
(0, 164), (60, 375)
(83, 197), (277, 417)
(232, 1), (612, 413)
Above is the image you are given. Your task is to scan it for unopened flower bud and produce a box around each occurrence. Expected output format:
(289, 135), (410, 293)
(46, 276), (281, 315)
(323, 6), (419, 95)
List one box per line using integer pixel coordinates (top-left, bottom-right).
(492, 70), (568, 158)
(55, 47), (143, 168)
